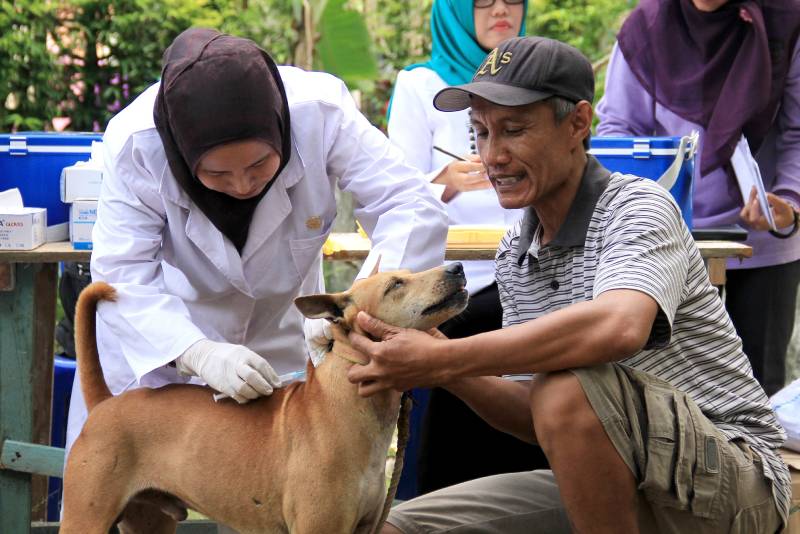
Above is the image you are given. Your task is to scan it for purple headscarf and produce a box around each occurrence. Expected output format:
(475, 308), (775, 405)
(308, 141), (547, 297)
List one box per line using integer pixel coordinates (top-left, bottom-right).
(153, 28), (291, 252)
(617, 0), (800, 177)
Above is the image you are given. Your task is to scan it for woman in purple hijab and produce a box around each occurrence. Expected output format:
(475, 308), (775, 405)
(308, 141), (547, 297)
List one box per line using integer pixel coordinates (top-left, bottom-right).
(597, 0), (800, 396)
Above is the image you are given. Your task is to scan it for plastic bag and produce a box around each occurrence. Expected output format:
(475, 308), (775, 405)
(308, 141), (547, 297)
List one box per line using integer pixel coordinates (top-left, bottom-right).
(770, 377), (800, 452)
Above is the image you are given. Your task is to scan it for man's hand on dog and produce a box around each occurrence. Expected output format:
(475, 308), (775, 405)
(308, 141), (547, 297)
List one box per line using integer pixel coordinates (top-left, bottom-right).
(177, 339), (282, 403)
(347, 311), (450, 396)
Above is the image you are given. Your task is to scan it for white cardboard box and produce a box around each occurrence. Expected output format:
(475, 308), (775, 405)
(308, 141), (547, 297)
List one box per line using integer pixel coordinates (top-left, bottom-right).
(70, 199), (97, 250)
(60, 164), (103, 203)
(0, 208), (46, 250)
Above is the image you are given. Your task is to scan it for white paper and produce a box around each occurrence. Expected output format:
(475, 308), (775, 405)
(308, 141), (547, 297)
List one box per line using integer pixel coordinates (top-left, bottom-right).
(730, 135), (776, 231)
(0, 188), (24, 210)
(90, 140), (104, 165)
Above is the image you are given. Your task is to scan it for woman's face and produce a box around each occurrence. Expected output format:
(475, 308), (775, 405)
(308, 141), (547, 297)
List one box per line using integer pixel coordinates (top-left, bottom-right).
(691, 0), (728, 11)
(195, 139), (281, 199)
(474, 0), (525, 51)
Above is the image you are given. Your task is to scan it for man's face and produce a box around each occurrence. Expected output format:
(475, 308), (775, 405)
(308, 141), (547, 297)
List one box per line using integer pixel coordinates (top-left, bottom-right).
(469, 97), (578, 210)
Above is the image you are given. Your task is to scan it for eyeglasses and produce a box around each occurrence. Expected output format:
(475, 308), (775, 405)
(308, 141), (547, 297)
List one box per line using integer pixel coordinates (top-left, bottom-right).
(474, 0), (524, 8)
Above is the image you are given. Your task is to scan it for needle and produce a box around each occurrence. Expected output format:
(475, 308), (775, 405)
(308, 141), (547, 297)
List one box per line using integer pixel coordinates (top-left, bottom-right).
(212, 369), (307, 402)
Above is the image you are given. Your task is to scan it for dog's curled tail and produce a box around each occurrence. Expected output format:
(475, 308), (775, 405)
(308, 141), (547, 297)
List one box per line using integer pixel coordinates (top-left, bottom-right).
(75, 281), (116, 411)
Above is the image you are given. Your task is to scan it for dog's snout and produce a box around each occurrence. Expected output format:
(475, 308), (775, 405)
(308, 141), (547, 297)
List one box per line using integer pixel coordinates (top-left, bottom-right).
(445, 262), (464, 277)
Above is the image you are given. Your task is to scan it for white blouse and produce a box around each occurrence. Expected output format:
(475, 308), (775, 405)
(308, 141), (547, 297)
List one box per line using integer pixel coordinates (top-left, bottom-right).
(388, 66), (523, 294)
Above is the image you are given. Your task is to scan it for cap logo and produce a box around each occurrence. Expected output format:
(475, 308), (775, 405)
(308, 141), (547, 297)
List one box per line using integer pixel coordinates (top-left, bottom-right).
(476, 49), (513, 77)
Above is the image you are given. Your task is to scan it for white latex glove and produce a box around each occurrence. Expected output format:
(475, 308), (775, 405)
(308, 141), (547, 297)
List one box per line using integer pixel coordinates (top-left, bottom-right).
(176, 339), (281, 404)
(303, 318), (333, 367)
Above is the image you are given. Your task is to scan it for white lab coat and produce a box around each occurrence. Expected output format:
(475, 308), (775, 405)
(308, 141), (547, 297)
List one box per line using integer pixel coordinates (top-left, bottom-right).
(388, 67), (523, 294)
(65, 67), (448, 451)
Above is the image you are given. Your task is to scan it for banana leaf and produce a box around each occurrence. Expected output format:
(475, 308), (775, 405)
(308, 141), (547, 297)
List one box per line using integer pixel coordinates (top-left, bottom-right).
(316, 0), (377, 89)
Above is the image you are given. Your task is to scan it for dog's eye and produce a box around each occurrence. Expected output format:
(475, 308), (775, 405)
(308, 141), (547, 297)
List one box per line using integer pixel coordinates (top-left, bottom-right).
(384, 278), (404, 295)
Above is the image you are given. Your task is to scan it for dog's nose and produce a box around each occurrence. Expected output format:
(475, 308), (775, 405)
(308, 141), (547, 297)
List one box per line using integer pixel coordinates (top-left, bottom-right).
(445, 262), (464, 276)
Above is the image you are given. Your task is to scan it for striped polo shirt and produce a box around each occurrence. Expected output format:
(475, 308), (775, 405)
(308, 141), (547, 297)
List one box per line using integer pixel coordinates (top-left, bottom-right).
(495, 155), (790, 522)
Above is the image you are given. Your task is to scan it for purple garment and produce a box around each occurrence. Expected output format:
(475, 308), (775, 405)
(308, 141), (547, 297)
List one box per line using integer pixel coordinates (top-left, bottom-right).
(616, 0), (800, 179)
(597, 41), (800, 270)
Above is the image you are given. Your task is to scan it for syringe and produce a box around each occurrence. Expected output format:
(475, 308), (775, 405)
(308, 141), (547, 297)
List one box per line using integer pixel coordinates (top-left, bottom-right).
(212, 369), (307, 402)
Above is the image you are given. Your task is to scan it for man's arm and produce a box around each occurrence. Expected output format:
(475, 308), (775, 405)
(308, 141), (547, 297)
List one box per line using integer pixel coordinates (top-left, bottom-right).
(347, 288), (658, 396)
(444, 377), (537, 444)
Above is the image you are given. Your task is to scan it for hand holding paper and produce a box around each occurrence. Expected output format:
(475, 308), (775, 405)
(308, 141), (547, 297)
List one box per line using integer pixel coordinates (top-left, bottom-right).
(730, 135), (777, 231)
(740, 187), (797, 232)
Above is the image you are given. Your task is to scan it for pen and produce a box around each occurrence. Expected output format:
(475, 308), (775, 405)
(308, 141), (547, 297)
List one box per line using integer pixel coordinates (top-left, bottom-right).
(433, 145), (468, 162)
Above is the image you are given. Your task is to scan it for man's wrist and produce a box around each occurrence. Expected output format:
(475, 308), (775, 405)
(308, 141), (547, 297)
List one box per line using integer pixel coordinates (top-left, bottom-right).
(435, 336), (469, 384)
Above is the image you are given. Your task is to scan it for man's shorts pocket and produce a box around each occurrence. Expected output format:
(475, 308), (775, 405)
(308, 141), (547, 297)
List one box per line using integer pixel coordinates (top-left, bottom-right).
(729, 498), (776, 534)
(638, 385), (721, 518)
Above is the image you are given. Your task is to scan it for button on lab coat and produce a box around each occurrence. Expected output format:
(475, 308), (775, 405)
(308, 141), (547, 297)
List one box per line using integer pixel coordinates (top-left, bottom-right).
(66, 67), (448, 450)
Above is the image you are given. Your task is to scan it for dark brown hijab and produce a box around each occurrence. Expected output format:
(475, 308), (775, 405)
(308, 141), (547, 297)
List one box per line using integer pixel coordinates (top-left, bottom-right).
(153, 28), (291, 252)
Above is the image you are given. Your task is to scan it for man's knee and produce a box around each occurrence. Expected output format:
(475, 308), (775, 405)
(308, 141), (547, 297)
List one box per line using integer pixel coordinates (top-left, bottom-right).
(379, 522), (404, 534)
(530, 370), (603, 450)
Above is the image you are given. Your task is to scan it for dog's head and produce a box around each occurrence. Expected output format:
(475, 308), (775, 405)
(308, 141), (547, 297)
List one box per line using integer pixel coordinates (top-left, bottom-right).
(295, 263), (468, 334)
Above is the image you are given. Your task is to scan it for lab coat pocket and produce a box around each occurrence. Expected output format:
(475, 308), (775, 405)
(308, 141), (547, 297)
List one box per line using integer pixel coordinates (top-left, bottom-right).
(290, 232), (330, 283)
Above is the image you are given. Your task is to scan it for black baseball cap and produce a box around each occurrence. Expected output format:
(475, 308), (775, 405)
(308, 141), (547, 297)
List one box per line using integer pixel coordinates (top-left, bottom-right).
(434, 37), (594, 112)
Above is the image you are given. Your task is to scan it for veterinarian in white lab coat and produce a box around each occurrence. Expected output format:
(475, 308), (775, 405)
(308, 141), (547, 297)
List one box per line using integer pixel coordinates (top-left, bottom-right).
(65, 28), (448, 451)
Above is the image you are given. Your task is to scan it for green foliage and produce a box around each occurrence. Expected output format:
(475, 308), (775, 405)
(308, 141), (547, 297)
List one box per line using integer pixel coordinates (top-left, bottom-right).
(360, 0), (433, 130)
(55, 0), (224, 131)
(0, 0), (633, 134)
(316, 0), (377, 90)
(527, 0), (634, 61)
(0, 2), (65, 130)
(219, 1), (296, 64)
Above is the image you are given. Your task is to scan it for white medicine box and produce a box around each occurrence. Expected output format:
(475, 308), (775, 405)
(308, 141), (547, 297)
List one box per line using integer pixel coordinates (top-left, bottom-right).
(0, 207), (47, 250)
(61, 164), (103, 203)
(70, 199), (97, 250)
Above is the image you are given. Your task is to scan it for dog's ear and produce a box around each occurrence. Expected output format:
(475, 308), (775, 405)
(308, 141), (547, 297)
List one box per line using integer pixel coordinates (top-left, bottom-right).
(294, 293), (350, 320)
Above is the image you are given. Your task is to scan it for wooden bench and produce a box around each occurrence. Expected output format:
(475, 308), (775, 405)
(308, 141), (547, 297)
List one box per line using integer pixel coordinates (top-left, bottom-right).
(781, 449), (800, 534)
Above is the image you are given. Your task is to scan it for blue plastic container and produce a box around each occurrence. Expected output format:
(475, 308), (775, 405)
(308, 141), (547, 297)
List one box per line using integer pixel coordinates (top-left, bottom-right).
(589, 134), (698, 228)
(0, 132), (102, 241)
(48, 354), (77, 520)
(395, 388), (430, 500)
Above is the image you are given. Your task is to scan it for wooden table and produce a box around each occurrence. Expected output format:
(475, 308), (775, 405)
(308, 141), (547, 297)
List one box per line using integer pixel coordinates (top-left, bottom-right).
(0, 236), (751, 532)
(323, 233), (752, 286)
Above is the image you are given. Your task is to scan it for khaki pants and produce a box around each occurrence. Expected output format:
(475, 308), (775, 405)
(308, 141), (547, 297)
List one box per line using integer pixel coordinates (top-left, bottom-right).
(387, 364), (783, 534)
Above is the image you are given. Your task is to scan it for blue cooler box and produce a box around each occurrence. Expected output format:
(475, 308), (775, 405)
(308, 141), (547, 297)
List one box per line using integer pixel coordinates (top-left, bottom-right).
(589, 133), (698, 228)
(0, 132), (103, 241)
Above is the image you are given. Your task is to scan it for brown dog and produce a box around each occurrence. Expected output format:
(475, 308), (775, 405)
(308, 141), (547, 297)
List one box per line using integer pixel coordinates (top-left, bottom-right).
(60, 263), (468, 534)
